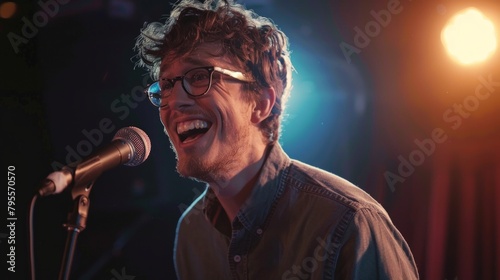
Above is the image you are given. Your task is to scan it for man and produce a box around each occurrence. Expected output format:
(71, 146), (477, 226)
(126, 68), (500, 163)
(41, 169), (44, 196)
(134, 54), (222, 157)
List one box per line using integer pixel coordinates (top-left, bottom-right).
(135, 0), (419, 279)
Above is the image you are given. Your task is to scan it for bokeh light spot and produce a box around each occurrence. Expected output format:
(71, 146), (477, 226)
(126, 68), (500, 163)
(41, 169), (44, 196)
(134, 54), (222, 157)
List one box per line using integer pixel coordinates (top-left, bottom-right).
(0, 2), (17, 19)
(441, 7), (497, 65)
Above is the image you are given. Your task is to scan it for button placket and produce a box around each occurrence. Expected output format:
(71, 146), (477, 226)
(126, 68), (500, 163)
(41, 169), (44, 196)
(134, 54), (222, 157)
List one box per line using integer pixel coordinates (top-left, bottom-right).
(233, 255), (242, 263)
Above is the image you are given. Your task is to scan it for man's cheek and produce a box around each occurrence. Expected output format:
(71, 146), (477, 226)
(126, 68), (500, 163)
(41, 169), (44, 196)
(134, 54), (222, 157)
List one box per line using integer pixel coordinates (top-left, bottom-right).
(159, 114), (171, 134)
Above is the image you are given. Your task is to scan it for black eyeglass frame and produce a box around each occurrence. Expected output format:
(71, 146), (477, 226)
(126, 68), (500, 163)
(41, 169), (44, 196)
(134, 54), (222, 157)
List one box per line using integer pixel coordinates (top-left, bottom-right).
(144, 66), (254, 108)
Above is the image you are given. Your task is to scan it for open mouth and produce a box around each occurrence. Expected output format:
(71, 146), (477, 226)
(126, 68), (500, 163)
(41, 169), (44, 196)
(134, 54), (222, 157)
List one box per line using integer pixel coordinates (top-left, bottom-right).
(177, 119), (211, 143)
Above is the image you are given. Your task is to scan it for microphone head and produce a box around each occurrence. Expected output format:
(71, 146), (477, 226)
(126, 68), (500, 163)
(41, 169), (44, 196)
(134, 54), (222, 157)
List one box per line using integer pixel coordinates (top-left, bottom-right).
(113, 126), (151, 166)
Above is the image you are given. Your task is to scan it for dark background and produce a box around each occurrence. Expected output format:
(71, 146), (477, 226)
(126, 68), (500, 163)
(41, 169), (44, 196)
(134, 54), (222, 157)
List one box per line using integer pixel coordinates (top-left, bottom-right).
(1, 0), (500, 279)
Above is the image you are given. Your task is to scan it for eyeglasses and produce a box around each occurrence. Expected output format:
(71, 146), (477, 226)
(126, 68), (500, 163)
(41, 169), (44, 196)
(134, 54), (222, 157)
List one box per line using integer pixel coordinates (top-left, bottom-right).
(144, 66), (254, 107)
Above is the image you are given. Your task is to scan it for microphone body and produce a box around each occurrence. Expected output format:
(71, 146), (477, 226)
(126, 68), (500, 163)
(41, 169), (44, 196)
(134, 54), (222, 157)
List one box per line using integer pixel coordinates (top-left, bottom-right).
(39, 127), (151, 197)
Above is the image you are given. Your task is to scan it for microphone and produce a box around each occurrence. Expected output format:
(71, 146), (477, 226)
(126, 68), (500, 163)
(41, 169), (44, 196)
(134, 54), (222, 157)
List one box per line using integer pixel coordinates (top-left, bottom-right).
(39, 126), (151, 197)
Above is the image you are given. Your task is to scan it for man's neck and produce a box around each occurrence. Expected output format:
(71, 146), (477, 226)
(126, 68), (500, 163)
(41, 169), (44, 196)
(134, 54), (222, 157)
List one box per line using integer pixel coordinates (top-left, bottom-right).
(209, 146), (270, 222)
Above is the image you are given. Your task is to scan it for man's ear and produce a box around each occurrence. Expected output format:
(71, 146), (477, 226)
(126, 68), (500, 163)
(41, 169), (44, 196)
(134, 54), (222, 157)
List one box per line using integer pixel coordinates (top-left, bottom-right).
(251, 87), (276, 124)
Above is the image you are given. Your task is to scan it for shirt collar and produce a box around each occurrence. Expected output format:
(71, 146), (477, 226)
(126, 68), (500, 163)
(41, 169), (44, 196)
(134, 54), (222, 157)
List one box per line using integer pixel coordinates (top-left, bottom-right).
(202, 143), (291, 236)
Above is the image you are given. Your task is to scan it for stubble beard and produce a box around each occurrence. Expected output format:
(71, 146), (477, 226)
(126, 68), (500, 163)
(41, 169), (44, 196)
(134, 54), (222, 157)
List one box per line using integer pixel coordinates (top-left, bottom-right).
(172, 125), (251, 184)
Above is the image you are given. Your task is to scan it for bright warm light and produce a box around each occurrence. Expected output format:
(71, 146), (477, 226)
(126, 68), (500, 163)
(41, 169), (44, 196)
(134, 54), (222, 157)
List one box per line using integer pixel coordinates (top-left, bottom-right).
(441, 7), (497, 65)
(0, 2), (17, 19)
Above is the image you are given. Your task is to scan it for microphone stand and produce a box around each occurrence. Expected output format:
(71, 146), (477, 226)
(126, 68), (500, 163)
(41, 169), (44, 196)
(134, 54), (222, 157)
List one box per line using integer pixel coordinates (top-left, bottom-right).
(58, 155), (105, 280)
(58, 192), (91, 280)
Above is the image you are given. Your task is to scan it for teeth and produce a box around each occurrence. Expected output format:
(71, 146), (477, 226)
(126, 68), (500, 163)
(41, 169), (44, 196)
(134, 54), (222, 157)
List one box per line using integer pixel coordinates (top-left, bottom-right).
(177, 120), (208, 134)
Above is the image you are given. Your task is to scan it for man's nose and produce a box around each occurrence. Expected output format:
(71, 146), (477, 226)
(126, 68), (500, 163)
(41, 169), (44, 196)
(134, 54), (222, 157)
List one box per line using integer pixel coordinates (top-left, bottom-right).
(167, 80), (195, 109)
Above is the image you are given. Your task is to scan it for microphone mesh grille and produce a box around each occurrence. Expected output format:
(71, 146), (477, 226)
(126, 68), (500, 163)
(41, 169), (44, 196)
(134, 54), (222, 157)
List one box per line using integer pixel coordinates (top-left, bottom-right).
(113, 127), (151, 166)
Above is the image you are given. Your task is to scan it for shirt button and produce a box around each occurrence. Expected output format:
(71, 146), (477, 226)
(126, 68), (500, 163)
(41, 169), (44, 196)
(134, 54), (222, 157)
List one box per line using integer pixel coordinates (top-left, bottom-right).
(256, 228), (263, 235)
(233, 255), (241, 263)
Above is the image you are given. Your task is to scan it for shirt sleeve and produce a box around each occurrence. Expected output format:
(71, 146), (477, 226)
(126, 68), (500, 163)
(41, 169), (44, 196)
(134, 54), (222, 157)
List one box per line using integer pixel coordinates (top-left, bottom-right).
(334, 207), (419, 280)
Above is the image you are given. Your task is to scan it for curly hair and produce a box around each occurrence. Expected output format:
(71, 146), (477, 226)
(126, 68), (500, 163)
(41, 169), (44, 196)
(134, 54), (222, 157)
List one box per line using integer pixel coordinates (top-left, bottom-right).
(134, 0), (293, 144)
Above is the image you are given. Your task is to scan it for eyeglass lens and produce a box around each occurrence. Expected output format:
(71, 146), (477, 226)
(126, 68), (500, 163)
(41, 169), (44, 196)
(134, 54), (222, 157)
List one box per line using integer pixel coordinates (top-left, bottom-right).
(147, 67), (213, 107)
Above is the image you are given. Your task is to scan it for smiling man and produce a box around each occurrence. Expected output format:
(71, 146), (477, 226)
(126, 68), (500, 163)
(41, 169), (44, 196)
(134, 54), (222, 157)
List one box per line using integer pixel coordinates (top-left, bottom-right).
(135, 0), (419, 279)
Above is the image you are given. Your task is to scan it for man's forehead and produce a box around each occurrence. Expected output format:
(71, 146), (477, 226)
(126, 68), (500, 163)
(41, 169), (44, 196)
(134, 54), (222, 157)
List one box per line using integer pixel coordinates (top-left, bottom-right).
(160, 56), (209, 71)
(160, 43), (234, 74)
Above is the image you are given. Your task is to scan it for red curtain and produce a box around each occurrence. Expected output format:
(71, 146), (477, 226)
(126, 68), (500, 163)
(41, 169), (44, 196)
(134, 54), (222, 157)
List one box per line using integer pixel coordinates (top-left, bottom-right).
(369, 139), (500, 279)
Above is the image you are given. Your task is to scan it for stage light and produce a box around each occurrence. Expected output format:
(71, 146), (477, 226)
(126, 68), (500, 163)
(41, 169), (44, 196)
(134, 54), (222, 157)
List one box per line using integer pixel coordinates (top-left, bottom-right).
(441, 7), (497, 65)
(0, 2), (17, 19)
